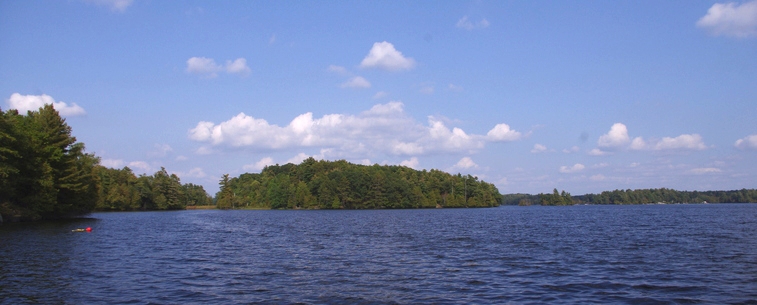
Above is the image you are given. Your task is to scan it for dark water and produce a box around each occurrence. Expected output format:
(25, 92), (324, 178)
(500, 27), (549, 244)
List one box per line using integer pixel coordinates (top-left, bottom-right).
(2, 204), (756, 304)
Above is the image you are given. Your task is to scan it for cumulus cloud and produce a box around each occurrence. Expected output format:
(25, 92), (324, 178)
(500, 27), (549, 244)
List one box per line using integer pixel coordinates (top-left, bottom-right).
(186, 57), (250, 77)
(453, 157), (478, 170)
(286, 153), (311, 165)
(652, 134), (708, 151)
(148, 143), (173, 158)
(595, 123), (708, 153)
(182, 167), (207, 178)
(559, 163), (585, 174)
(341, 76), (371, 89)
(360, 41), (416, 71)
(243, 157), (275, 172)
(598, 123), (631, 148)
(85, 0), (133, 12)
(456, 16), (490, 30)
(101, 159), (125, 168)
(588, 148), (609, 156)
(128, 161), (151, 173)
(735, 134), (757, 150)
(486, 123), (523, 142)
(7, 93), (86, 116)
(697, 0), (757, 38)
(400, 157), (420, 169)
(188, 101), (523, 157)
(225, 58), (251, 75)
(531, 144), (548, 153)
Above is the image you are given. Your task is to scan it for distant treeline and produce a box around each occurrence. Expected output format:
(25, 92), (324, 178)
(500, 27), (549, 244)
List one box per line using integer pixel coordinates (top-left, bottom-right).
(0, 105), (212, 222)
(216, 158), (502, 209)
(95, 166), (212, 211)
(502, 188), (757, 206)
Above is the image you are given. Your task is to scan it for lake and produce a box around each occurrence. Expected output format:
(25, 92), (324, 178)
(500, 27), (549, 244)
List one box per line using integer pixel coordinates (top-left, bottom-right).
(1, 204), (756, 304)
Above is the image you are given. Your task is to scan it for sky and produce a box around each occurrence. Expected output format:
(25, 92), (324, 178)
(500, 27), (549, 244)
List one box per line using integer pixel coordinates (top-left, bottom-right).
(1, 0), (756, 195)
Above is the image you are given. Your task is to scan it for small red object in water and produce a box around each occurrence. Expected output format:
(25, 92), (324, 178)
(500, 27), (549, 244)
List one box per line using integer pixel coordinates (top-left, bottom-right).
(86, 227), (92, 232)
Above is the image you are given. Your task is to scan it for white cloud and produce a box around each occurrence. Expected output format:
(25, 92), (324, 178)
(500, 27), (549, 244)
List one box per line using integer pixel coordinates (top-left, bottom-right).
(735, 134), (757, 150)
(148, 143), (173, 158)
(588, 148), (609, 156)
(175, 155), (189, 161)
(183, 167), (207, 178)
(101, 159), (125, 168)
(652, 134), (708, 151)
(360, 41), (416, 71)
(85, 0), (133, 12)
(243, 157), (275, 172)
(225, 58), (251, 75)
(286, 153), (310, 165)
(7, 93), (86, 116)
(453, 157), (478, 170)
(456, 16), (490, 30)
(186, 57), (250, 77)
(697, 0), (757, 38)
(486, 123), (523, 142)
(128, 161), (151, 174)
(596, 123), (707, 152)
(590, 174), (606, 181)
(689, 167), (722, 174)
(341, 76), (371, 89)
(419, 86), (434, 95)
(531, 144), (547, 153)
(598, 123), (630, 148)
(188, 101), (523, 157)
(400, 157), (419, 169)
(559, 163), (585, 174)
(592, 163), (609, 168)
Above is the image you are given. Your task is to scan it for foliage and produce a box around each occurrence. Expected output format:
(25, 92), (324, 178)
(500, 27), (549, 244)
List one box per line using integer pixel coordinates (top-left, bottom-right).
(539, 189), (574, 206)
(216, 158), (502, 209)
(95, 166), (212, 211)
(0, 106), (100, 221)
(575, 188), (757, 204)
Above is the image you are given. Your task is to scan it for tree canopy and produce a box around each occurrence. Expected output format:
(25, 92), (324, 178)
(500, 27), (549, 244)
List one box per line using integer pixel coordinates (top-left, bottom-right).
(217, 158), (502, 209)
(0, 106), (212, 221)
(1, 106), (99, 221)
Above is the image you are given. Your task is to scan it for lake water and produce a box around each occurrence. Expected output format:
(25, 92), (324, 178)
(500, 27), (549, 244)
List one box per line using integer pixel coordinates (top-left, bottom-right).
(1, 204), (756, 304)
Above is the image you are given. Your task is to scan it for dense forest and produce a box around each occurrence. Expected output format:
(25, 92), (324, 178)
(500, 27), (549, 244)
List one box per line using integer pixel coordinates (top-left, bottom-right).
(0, 106), (212, 222)
(501, 188), (757, 206)
(216, 158), (502, 209)
(576, 188), (757, 205)
(95, 166), (212, 211)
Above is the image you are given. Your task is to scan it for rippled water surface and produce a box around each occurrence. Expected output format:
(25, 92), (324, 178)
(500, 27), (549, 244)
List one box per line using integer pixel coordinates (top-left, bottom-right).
(2, 204), (756, 304)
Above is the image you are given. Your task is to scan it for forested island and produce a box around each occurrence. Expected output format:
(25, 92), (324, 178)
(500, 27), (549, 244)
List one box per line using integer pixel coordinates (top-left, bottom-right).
(502, 188), (757, 206)
(215, 159), (502, 209)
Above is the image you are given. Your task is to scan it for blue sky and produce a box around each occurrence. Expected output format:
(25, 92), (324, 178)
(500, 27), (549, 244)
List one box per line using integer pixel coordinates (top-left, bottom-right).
(2, 0), (756, 195)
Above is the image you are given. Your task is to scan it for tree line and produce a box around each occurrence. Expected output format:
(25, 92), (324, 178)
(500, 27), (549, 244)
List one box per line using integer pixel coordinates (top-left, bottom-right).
(215, 158), (502, 209)
(501, 188), (757, 205)
(0, 106), (211, 222)
(95, 166), (212, 211)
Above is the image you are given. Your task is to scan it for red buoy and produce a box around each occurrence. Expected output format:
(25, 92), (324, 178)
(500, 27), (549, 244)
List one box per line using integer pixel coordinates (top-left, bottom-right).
(86, 227), (92, 232)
